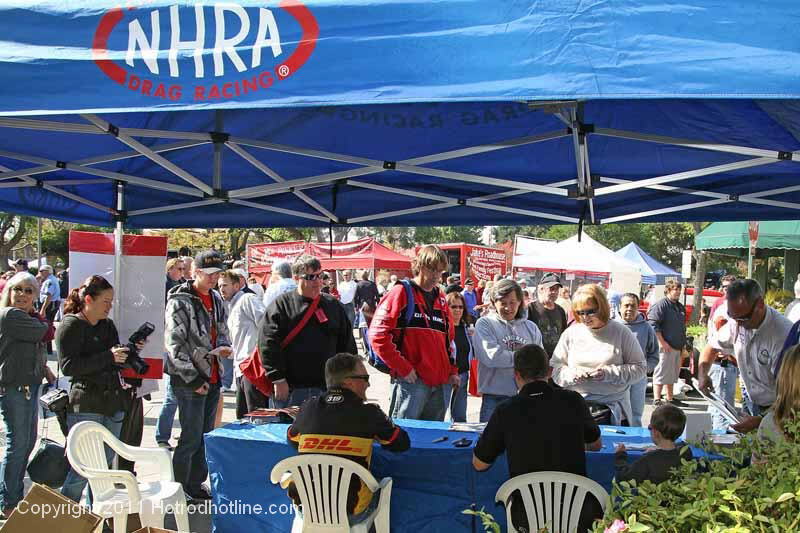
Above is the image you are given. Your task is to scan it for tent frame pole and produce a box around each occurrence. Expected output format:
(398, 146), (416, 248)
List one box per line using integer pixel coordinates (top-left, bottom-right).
(113, 181), (124, 325)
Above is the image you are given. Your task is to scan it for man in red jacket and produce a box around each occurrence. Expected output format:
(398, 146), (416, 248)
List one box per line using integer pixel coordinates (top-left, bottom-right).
(368, 245), (459, 420)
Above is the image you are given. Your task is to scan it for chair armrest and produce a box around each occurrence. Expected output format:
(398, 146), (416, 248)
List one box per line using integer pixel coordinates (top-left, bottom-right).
(107, 443), (175, 482)
(279, 472), (293, 490)
(82, 467), (141, 504)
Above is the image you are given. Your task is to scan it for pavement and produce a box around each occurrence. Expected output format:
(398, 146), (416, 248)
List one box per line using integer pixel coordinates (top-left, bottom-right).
(1, 346), (712, 532)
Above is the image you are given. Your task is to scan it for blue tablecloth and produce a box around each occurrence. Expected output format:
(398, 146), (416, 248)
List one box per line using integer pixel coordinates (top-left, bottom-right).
(205, 420), (658, 532)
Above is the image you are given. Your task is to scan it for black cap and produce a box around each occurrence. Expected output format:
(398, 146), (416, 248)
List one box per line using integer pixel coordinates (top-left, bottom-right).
(538, 272), (562, 289)
(194, 250), (224, 274)
(13, 258), (27, 269)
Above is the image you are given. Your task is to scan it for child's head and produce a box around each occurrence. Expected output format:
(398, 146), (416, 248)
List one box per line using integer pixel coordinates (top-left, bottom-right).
(649, 404), (686, 441)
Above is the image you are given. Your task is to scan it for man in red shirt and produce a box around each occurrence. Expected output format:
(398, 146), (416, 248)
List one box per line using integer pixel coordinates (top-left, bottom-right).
(369, 245), (459, 420)
(165, 250), (232, 500)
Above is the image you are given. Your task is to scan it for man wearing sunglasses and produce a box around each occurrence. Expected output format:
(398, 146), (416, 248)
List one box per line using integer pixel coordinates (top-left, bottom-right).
(698, 279), (792, 433)
(287, 353), (409, 521)
(259, 255), (357, 408)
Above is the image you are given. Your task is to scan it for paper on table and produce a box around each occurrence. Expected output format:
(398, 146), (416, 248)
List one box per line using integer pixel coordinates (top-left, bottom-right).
(692, 378), (743, 425)
(449, 422), (486, 433)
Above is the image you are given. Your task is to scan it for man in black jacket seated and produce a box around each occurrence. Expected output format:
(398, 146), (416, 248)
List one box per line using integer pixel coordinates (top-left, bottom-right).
(473, 344), (604, 533)
(287, 353), (410, 521)
(259, 255), (357, 408)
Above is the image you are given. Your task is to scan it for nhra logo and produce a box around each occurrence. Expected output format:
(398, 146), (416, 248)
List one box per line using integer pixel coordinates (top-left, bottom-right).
(92, 1), (318, 102)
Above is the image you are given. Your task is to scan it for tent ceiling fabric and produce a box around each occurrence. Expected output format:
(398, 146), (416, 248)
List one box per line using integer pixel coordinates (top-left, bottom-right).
(0, 2), (799, 228)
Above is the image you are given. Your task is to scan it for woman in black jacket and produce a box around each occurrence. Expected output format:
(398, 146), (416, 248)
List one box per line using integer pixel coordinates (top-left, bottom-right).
(57, 275), (133, 503)
(0, 272), (54, 517)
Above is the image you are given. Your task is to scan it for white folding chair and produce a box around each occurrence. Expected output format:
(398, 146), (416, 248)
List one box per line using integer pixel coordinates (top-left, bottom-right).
(270, 454), (393, 533)
(495, 471), (609, 533)
(65, 421), (190, 533)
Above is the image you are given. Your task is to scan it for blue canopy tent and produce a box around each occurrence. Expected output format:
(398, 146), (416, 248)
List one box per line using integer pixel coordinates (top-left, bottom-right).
(616, 242), (683, 285)
(0, 1), (798, 232)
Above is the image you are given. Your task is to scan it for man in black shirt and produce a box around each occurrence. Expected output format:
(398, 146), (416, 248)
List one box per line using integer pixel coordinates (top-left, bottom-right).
(473, 344), (603, 532)
(526, 272), (567, 358)
(259, 255), (357, 408)
(287, 353), (410, 518)
(354, 270), (381, 311)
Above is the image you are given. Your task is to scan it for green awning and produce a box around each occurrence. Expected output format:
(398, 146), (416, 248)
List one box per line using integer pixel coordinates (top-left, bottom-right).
(695, 221), (800, 257)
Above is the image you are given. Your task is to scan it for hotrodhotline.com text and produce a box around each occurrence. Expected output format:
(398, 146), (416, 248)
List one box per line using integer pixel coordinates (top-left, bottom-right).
(14, 499), (299, 519)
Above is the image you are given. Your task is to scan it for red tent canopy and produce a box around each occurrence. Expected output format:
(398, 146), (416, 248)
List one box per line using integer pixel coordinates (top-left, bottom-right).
(247, 237), (412, 275)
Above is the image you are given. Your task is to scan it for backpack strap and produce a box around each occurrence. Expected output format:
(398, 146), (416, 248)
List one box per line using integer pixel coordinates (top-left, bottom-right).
(396, 280), (415, 352)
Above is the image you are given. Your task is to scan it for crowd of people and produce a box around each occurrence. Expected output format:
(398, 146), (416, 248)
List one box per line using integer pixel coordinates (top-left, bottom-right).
(1, 242), (799, 529)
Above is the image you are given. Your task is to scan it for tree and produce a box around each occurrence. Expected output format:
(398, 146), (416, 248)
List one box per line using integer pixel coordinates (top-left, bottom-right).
(0, 214), (30, 268)
(689, 222), (708, 324)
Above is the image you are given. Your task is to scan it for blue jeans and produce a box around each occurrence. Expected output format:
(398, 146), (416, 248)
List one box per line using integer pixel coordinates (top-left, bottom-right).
(0, 385), (40, 510)
(269, 387), (324, 409)
(389, 379), (446, 421)
(61, 410), (124, 503)
(708, 363), (739, 430)
(220, 358), (234, 390)
(443, 372), (469, 423)
(628, 377), (647, 427)
(172, 383), (220, 494)
(480, 394), (511, 423)
(155, 375), (178, 444)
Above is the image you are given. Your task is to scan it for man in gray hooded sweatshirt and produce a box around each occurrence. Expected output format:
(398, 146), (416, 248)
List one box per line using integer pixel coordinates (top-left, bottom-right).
(617, 293), (659, 427)
(474, 279), (543, 422)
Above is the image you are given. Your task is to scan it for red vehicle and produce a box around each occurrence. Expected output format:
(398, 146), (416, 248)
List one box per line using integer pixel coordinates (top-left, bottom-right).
(420, 243), (507, 285)
(638, 287), (723, 323)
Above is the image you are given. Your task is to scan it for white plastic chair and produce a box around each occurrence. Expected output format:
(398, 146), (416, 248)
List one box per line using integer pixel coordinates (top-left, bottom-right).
(495, 471), (609, 533)
(270, 454), (393, 533)
(65, 421), (190, 533)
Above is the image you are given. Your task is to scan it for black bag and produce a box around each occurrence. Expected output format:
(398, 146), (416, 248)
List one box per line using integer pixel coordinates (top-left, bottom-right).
(27, 438), (69, 488)
(39, 387), (69, 414)
(585, 401), (612, 425)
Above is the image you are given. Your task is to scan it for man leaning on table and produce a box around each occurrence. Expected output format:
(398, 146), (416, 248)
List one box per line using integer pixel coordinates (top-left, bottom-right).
(473, 344), (603, 533)
(698, 279), (792, 433)
(287, 353), (410, 522)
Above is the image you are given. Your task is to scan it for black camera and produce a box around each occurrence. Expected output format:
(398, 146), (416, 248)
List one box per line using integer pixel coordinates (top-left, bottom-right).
(118, 322), (155, 375)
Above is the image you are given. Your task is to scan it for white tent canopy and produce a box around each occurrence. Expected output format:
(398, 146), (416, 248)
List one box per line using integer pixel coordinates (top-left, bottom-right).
(513, 234), (642, 293)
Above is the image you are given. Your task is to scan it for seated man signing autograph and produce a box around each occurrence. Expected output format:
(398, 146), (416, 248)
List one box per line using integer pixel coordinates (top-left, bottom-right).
(286, 353), (410, 519)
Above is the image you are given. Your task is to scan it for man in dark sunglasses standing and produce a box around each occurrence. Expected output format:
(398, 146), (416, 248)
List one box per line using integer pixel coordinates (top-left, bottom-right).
(698, 279), (792, 434)
(259, 255), (357, 409)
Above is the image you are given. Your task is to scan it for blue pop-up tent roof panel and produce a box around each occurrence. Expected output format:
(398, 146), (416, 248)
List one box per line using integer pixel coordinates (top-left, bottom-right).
(617, 242), (683, 285)
(0, 2), (798, 229)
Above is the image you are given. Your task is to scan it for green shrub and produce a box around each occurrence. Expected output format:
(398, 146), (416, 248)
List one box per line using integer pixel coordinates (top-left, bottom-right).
(593, 418), (800, 532)
(765, 289), (793, 313)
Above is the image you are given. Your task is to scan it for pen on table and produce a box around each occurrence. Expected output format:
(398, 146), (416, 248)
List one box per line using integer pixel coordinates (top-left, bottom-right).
(605, 428), (626, 434)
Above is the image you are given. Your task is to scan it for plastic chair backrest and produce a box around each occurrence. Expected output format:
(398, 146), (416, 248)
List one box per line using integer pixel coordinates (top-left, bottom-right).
(495, 471), (609, 533)
(270, 454), (380, 532)
(65, 421), (118, 499)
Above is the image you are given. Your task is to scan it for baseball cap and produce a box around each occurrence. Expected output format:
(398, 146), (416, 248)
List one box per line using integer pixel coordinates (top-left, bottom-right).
(538, 272), (562, 289)
(12, 258), (27, 269)
(194, 250), (224, 274)
(464, 278), (474, 285)
(38, 264), (53, 273)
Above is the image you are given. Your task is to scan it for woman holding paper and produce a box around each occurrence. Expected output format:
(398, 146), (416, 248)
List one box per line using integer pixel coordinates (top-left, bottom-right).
(551, 284), (647, 425)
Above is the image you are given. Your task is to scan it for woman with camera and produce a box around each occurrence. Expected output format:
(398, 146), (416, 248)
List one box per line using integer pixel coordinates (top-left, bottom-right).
(56, 275), (134, 503)
(0, 272), (55, 518)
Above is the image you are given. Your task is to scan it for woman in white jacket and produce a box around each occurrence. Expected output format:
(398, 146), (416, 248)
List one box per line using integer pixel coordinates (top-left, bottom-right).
(473, 279), (543, 422)
(551, 284), (646, 425)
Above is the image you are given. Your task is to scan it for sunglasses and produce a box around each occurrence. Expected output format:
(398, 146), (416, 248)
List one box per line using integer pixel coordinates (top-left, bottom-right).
(12, 286), (35, 295)
(575, 308), (598, 317)
(347, 374), (370, 383)
(732, 299), (759, 323)
(299, 273), (323, 281)
(449, 305), (464, 309)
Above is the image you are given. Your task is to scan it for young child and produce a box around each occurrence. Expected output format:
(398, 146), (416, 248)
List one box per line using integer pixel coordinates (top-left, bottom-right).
(614, 404), (692, 484)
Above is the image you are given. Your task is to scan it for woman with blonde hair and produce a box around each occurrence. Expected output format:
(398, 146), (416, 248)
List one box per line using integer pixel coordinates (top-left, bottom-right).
(757, 345), (800, 443)
(551, 284), (646, 425)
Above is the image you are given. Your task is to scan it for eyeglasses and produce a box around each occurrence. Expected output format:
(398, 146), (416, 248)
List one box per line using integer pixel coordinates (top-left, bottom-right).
(575, 308), (598, 317)
(731, 299), (759, 323)
(449, 305), (464, 309)
(346, 374), (370, 383)
(12, 287), (35, 295)
(300, 273), (323, 281)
